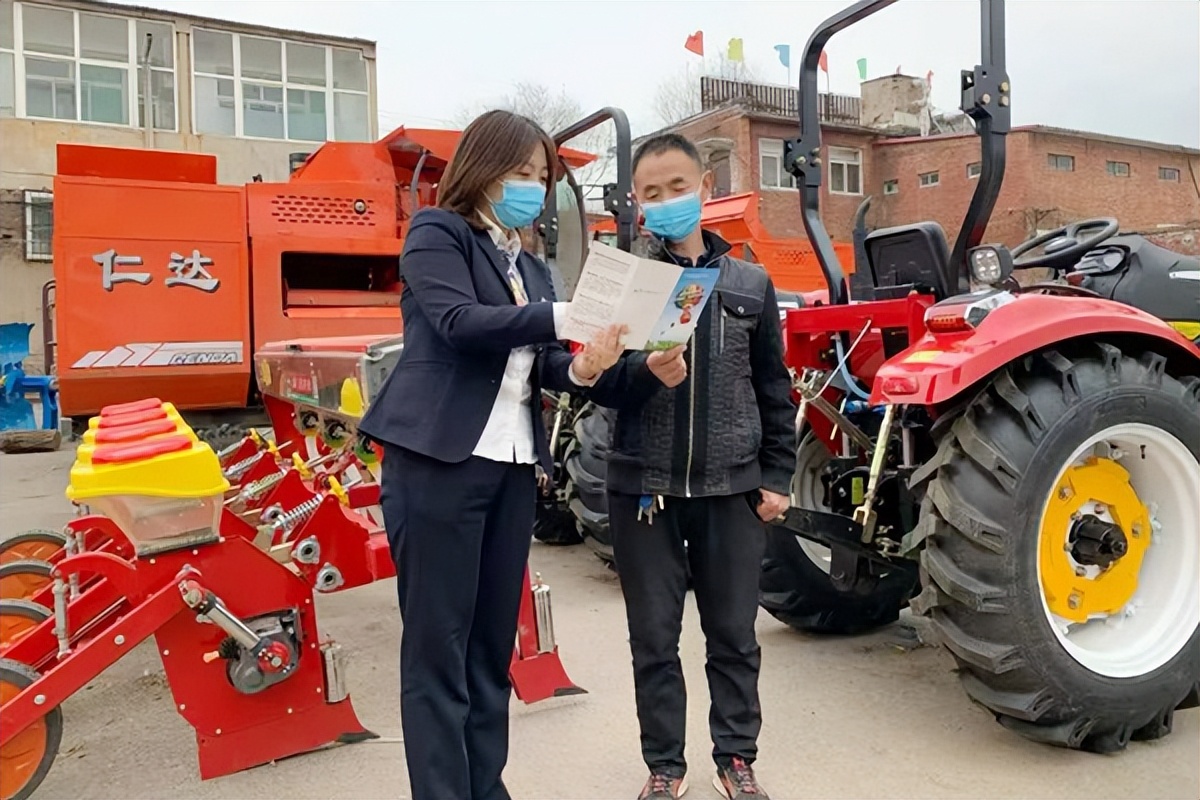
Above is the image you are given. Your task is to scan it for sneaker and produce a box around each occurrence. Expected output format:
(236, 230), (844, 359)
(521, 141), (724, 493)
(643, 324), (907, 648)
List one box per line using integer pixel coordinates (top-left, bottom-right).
(713, 757), (769, 799)
(638, 770), (689, 799)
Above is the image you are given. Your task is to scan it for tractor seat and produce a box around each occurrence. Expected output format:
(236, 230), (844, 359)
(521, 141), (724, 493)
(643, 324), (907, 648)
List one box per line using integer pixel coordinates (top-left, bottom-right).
(863, 222), (954, 300)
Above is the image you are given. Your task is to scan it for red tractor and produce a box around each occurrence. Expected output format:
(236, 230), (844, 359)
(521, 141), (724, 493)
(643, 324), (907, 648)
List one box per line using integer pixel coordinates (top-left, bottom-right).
(758, 0), (1199, 752)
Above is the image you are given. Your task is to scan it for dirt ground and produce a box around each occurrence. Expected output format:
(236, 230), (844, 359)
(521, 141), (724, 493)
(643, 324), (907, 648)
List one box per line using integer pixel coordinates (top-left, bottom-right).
(2, 448), (1197, 800)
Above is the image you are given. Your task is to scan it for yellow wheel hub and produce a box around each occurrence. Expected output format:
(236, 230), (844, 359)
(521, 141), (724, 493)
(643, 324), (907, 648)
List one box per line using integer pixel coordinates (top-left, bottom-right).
(1040, 457), (1151, 623)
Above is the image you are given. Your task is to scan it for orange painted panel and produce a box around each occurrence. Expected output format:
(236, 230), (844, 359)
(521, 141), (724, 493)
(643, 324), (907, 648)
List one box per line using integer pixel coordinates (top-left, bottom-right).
(53, 176), (251, 417)
(57, 142), (218, 184)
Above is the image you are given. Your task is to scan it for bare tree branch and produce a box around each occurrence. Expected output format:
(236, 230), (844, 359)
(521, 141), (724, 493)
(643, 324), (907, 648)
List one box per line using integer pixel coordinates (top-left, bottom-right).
(652, 55), (763, 128)
(454, 81), (616, 202)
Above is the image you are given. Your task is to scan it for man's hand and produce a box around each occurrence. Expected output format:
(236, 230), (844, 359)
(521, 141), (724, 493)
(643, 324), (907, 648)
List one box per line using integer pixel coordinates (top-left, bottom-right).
(647, 344), (688, 388)
(572, 324), (628, 382)
(756, 489), (790, 523)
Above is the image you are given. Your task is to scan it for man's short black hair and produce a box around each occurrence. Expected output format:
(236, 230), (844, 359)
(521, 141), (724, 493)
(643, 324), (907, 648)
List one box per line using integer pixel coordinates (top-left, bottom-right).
(632, 132), (704, 174)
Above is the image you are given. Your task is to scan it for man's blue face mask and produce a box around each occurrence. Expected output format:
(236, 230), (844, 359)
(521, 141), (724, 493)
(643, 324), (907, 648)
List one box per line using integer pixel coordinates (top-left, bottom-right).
(640, 192), (703, 242)
(490, 180), (546, 230)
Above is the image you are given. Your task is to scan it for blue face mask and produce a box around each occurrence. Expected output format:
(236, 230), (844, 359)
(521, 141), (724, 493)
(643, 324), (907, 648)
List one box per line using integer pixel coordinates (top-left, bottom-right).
(641, 192), (703, 242)
(490, 180), (545, 230)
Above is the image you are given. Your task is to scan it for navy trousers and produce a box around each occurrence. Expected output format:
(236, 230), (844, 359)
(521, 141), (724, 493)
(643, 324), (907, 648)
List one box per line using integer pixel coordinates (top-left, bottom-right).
(380, 444), (536, 800)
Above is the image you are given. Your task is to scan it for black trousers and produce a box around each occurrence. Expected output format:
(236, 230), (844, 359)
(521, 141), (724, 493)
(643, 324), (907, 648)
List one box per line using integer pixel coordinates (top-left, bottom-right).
(609, 491), (767, 777)
(380, 445), (536, 800)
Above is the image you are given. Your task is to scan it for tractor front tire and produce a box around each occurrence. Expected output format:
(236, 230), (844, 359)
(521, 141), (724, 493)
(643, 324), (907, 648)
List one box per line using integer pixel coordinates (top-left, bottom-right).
(912, 341), (1200, 753)
(760, 432), (918, 635)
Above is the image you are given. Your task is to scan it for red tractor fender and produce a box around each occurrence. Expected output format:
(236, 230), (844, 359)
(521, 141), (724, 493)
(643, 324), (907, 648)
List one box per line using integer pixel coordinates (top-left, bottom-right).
(871, 293), (1200, 406)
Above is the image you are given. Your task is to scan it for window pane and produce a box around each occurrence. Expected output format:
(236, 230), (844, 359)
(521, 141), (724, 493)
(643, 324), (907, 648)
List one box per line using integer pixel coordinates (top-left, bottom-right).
(830, 163), (845, 193)
(193, 29), (233, 76)
(287, 87), (326, 141)
(241, 36), (281, 81)
(243, 81), (284, 138)
(333, 91), (368, 141)
(23, 4), (73, 56)
(194, 74), (234, 134)
(829, 146), (860, 165)
(760, 155), (780, 187)
(25, 57), (76, 120)
(80, 12), (128, 62)
(26, 193), (53, 260)
(0, 52), (12, 117)
(81, 64), (127, 124)
(138, 67), (175, 130)
(847, 163), (861, 193)
(331, 47), (366, 91)
(1, 0), (13, 50)
(137, 21), (173, 68)
(287, 42), (325, 86)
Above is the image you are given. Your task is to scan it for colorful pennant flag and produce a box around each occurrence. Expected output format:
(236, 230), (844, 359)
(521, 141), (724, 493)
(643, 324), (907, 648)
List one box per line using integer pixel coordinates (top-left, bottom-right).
(819, 51), (829, 73)
(684, 31), (704, 56)
(727, 37), (744, 62)
(774, 44), (790, 69)
(856, 57), (868, 80)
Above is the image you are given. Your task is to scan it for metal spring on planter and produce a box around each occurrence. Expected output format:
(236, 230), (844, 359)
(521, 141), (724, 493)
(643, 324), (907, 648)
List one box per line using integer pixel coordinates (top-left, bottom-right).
(271, 495), (323, 532)
(224, 451), (266, 481)
(241, 469), (287, 501)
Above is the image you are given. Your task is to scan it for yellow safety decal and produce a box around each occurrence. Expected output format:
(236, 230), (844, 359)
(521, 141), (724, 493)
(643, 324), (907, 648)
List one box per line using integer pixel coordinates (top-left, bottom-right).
(1167, 320), (1200, 342)
(904, 349), (942, 363)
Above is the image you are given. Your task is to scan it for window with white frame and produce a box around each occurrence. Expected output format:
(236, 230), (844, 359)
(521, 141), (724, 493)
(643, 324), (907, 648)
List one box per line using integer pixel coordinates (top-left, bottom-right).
(192, 27), (369, 142)
(758, 139), (797, 189)
(919, 170), (940, 188)
(967, 161), (982, 179)
(24, 189), (52, 262)
(1, 1), (14, 117)
(8, 2), (176, 130)
(828, 146), (862, 194)
(883, 179), (898, 195)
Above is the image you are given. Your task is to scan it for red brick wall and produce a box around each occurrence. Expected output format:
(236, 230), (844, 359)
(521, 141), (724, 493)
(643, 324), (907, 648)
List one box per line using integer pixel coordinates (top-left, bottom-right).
(668, 114), (1200, 258)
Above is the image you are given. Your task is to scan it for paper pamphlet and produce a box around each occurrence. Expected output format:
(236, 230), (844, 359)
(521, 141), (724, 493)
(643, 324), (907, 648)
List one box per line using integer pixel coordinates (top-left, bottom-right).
(559, 242), (720, 351)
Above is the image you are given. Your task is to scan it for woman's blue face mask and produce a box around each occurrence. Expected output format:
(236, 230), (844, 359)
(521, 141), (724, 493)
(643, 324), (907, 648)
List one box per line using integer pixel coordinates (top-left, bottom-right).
(640, 192), (702, 242)
(490, 180), (546, 230)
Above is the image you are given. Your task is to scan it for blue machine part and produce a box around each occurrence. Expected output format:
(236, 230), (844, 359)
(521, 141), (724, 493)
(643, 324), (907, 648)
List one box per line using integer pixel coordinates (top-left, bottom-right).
(0, 322), (57, 432)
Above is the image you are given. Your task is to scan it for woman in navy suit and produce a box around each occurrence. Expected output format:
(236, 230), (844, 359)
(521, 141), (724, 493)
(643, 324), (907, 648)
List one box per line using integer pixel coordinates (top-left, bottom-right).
(357, 110), (624, 800)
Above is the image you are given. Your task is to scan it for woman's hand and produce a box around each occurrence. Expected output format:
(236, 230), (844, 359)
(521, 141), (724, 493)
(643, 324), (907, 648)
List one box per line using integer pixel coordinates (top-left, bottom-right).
(571, 324), (628, 382)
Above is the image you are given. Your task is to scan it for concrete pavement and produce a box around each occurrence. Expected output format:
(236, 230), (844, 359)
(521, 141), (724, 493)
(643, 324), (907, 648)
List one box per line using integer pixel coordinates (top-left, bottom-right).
(3, 448), (1197, 800)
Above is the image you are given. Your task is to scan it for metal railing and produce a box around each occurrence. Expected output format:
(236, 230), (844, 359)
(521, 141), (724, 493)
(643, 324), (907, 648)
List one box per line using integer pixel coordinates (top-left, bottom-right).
(700, 77), (861, 125)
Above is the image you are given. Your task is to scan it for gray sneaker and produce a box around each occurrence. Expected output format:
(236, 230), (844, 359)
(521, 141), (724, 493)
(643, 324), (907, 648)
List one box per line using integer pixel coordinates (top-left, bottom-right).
(638, 770), (688, 799)
(713, 757), (769, 799)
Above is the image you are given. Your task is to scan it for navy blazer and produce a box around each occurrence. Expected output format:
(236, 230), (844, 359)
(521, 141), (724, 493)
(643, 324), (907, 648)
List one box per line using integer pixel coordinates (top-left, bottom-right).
(357, 206), (579, 475)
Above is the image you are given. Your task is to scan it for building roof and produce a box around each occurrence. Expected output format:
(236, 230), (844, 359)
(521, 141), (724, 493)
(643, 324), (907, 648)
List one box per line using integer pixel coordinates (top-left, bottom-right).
(876, 124), (1199, 155)
(60, 0), (376, 52)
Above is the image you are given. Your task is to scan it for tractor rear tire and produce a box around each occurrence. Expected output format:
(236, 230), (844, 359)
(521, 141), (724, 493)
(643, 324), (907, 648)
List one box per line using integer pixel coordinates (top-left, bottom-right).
(911, 341), (1200, 753)
(760, 432), (918, 635)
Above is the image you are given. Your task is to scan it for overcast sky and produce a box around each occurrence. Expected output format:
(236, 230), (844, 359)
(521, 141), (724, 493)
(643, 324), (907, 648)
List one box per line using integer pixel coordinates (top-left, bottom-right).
(113, 0), (1199, 148)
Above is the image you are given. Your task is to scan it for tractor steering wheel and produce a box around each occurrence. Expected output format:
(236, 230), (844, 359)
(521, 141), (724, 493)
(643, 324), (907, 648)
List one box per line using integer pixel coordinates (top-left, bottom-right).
(1009, 218), (1119, 271)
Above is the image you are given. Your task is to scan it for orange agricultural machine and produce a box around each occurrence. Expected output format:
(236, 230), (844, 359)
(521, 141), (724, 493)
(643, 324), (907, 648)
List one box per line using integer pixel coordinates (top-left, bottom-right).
(49, 129), (595, 443)
(589, 191), (856, 294)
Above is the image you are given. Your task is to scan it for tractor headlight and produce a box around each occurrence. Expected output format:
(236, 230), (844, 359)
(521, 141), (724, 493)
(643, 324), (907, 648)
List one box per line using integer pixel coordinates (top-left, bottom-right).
(968, 245), (1013, 285)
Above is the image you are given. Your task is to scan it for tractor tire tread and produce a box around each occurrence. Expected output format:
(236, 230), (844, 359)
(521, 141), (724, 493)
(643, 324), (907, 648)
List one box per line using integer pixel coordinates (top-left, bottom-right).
(917, 340), (1200, 754)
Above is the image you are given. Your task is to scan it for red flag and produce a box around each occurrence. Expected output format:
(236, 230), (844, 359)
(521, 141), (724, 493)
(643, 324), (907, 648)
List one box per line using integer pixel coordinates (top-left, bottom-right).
(684, 30), (704, 56)
(818, 51), (829, 73)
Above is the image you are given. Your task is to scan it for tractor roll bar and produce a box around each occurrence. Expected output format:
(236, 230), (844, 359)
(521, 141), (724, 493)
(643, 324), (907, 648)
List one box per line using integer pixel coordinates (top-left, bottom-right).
(553, 107), (636, 253)
(786, 0), (1010, 304)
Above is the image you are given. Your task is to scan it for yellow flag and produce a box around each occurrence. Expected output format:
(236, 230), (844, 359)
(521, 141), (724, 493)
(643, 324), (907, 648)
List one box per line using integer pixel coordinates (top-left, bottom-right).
(727, 37), (744, 62)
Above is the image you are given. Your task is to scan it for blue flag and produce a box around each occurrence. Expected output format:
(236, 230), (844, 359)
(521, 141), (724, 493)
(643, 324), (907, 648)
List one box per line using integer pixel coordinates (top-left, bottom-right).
(774, 44), (791, 69)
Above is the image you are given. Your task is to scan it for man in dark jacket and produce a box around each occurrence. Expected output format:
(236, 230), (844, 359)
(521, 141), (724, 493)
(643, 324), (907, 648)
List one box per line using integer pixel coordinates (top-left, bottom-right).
(587, 133), (796, 800)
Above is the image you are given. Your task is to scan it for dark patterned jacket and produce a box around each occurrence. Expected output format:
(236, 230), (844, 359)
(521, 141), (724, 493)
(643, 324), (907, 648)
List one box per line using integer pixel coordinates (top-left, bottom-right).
(586, 230), (797, 498)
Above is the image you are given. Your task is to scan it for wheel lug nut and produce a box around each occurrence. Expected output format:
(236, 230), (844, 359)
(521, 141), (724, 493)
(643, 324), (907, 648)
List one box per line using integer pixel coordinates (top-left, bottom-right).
(1058, 486), (1073, 500)
(1074, 567), (1086, 577)
(1094, 503), (1107, 515)
(1068, 593), (1081, 610)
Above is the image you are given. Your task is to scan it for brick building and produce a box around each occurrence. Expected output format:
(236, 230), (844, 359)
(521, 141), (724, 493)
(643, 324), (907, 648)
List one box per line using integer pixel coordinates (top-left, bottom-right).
(657, 76), (1200, 255)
